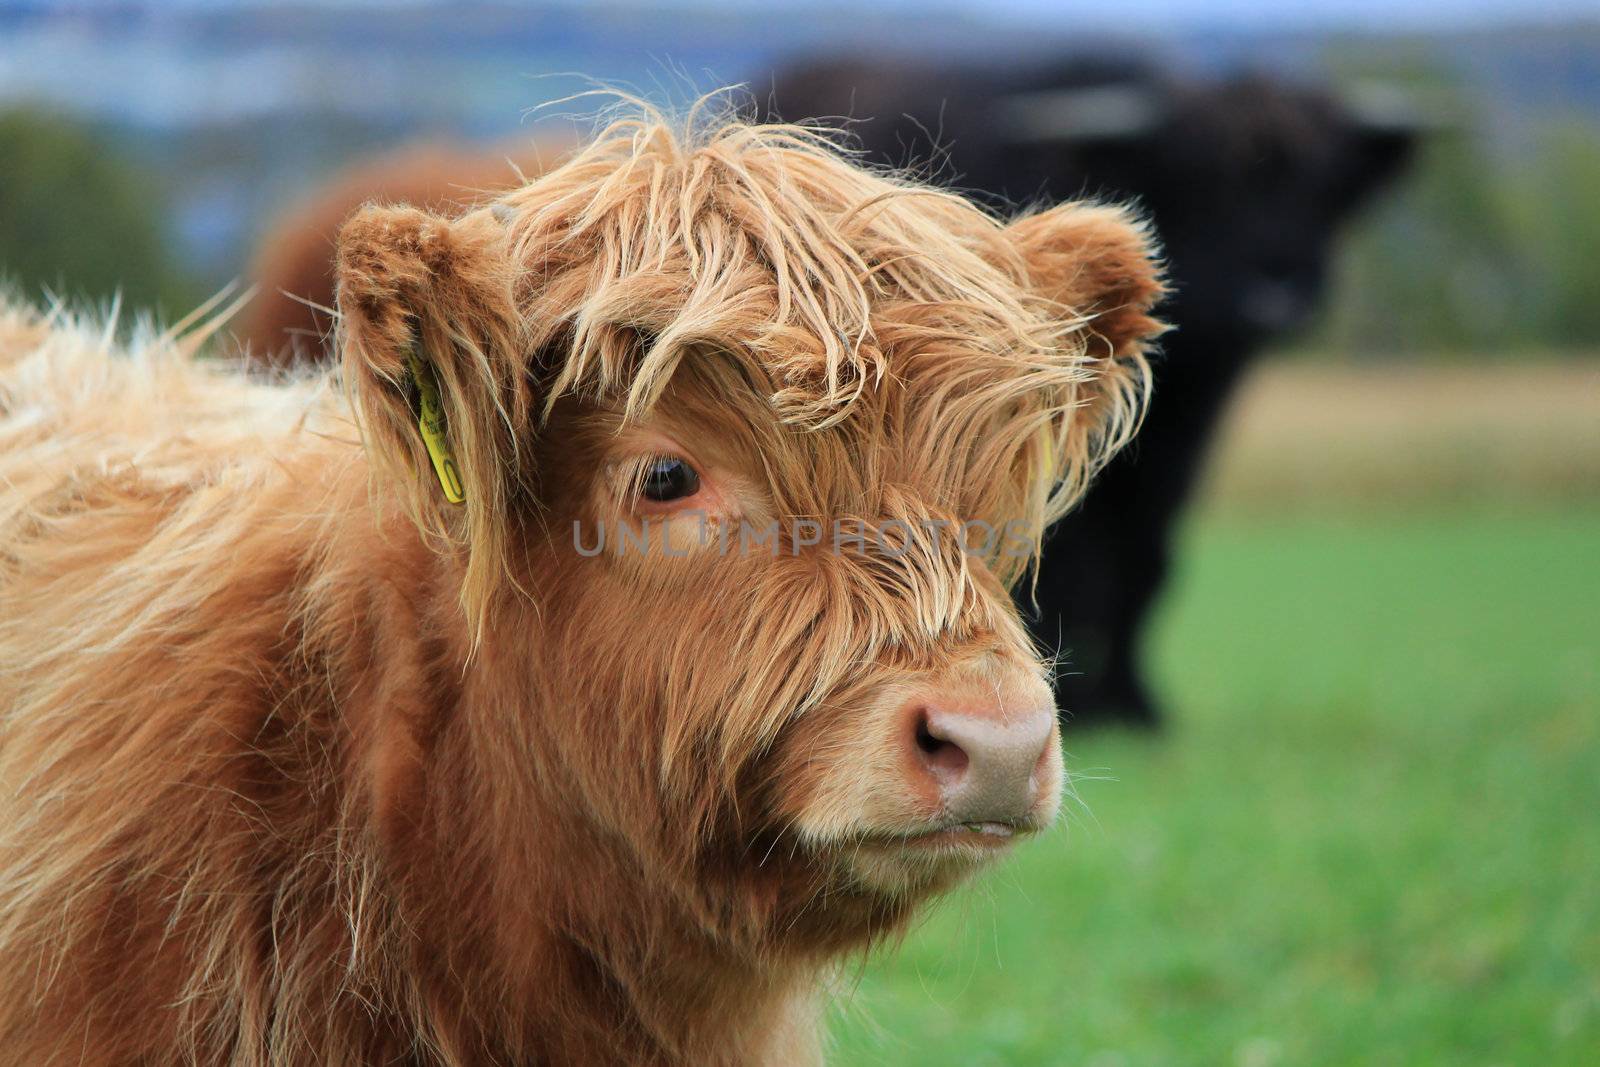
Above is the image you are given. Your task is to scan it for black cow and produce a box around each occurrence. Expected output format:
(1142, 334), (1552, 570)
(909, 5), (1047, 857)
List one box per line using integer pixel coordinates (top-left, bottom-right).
(761, 55), (1419, 728)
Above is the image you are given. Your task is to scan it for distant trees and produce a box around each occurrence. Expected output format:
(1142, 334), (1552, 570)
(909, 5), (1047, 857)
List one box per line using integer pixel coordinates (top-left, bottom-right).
(1515, 123), (1600, 349)
(1317, 108), (1600, 357)
(0, 108), (197, 317)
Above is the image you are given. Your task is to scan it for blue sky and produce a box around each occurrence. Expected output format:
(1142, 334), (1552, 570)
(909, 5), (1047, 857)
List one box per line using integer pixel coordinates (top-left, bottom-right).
(11, 0), (1600, 30)
(986, 0), (1600, 30)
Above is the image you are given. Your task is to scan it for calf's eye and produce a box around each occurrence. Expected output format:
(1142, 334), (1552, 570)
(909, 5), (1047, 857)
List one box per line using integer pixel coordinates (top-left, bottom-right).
(639, 457), (700, 503)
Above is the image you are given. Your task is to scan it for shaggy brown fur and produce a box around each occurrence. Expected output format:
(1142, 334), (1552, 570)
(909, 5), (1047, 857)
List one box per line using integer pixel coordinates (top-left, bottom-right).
(0, 113), (1163, 1064)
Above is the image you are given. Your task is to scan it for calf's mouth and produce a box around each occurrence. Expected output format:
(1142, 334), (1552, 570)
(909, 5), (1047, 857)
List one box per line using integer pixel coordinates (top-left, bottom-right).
(780, 657), (1064, 890)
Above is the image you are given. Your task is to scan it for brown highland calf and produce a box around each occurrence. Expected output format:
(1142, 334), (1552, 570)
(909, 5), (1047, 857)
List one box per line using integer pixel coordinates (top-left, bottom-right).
(0, 115), (1163, 1064)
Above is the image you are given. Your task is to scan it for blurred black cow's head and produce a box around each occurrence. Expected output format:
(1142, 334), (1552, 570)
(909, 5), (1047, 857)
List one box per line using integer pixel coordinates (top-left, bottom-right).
(998, 67), (1418, 347)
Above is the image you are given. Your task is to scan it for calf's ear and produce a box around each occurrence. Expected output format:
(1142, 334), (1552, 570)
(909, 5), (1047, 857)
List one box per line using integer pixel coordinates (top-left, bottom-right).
(1005, 201), (1167, 494)
(335, 203), (528, 604)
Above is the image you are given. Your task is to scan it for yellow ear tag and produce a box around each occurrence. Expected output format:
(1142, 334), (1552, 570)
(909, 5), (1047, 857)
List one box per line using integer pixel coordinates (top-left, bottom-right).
(405, 345), (466, 505)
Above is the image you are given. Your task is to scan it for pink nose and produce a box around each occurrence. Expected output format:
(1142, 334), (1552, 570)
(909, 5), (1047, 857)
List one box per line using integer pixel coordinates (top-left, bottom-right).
(907, 700), (1056, 825)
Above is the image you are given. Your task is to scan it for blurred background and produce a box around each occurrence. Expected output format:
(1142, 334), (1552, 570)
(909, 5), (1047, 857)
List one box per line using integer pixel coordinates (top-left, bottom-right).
(2, 1), (1595, 1063)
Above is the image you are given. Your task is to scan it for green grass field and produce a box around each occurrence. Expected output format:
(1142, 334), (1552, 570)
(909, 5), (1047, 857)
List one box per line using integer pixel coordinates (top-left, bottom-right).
(829, 505), (1600, 1066)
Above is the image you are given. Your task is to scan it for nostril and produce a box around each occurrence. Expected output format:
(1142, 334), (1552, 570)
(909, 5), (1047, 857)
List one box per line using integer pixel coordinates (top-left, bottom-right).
(912, 704), (1055, 824)
(913, 709), (969, 778)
